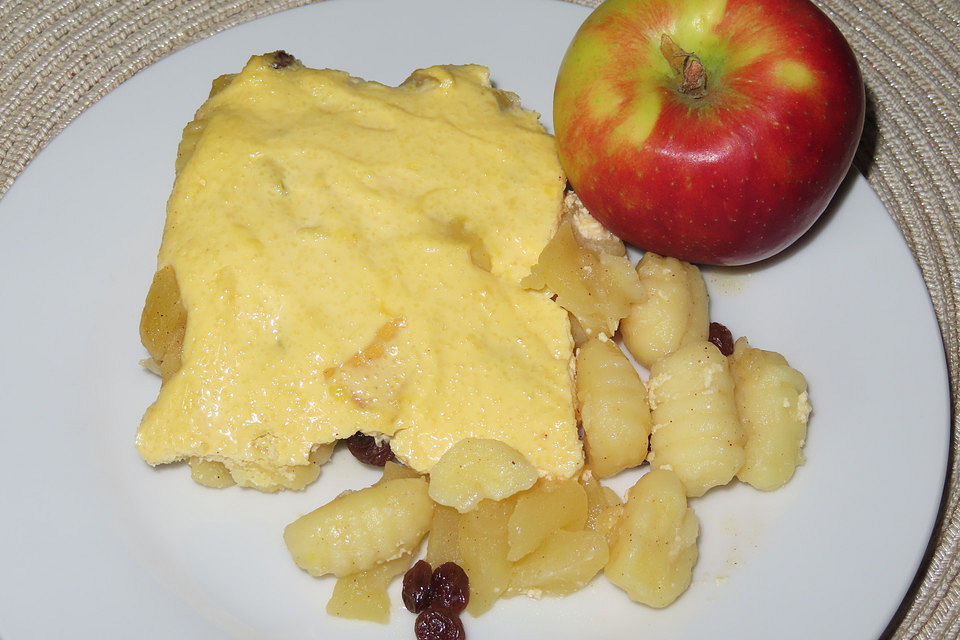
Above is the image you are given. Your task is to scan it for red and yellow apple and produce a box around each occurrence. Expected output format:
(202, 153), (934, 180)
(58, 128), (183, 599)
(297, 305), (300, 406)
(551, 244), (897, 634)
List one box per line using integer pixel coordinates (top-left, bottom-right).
(554, 0), (865, 265)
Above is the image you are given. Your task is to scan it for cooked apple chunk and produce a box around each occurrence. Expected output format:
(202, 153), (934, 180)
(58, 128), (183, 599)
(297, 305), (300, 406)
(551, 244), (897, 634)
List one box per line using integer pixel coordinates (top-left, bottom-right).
(325, 318), (408, 430)
(581, 471), (624, 547)
(139, 264), (186, 382)
(188, 458), (235, 488)
(459, 498), (514, 616)
(428, 438), (539, 513)
(523, 220), (642, 338)
(507, 478), (588, 561)
(508, 529), (608, 598)
(426, 505), (463, 567)
(327, 553), (413, 623)
(380, 460), (422, 483)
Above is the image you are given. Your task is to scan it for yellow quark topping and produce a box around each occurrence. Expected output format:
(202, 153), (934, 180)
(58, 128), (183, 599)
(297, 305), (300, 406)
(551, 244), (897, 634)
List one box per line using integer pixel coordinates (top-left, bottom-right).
(136, 55), (581, 488)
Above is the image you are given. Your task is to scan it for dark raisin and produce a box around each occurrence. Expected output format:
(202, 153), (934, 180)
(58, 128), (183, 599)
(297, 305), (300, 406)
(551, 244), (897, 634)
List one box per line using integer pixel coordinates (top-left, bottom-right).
(414, 608), (465, 640)
(402, 560), (434, 614)
(269, 50), (296, 69)
(708, 321), (735, 356)
(344, 431), (395, 466)
(577, 423), (585, 440)
(430, 562), (470, 615)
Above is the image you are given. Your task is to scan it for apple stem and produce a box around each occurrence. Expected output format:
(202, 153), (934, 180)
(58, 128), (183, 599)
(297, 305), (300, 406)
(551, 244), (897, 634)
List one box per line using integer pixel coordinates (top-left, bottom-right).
(660, 34), (708, 99)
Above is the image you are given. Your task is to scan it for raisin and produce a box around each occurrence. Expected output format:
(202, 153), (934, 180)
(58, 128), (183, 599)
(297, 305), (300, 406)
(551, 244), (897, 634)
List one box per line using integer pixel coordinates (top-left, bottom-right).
(430, 562), (469, 615)
(708, 321), (735, 356)
(415, 608), (465, 640)
(269, 50), (296, 69)
(402, 560), (434, 614)
(344, 431), (395, 466)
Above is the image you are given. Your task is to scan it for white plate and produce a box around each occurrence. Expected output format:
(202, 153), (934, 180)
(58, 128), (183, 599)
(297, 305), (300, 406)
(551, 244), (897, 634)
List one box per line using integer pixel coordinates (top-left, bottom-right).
(0, 0), (949, 638)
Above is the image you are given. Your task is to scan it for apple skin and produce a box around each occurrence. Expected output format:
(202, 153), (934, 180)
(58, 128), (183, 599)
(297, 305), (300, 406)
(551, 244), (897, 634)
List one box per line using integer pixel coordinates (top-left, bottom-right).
(554, 0), (865, 265)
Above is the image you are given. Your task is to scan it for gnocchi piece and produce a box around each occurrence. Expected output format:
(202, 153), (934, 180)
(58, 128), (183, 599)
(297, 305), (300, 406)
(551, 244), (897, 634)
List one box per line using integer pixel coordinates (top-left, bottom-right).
(426, 505), (463, 566)
(326, 553), (413, 623)
(428, 438), (539, 513)
(647, 341), (745, 497)
(576, 337), (652, 478)
(522, 220), (643, 338)
(605, 469), (699, 608)
(284, 477), (433, 577)
(459, 498), (514, 616)
(729, 337), (811, 491)
(620, 252), (709, 369)
(508, 529), (609, 598)
(507, 479), (588, 561)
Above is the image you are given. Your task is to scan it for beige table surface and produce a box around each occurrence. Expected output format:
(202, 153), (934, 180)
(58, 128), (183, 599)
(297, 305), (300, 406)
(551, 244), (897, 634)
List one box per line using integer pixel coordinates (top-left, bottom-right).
(1, 0), (958, 637)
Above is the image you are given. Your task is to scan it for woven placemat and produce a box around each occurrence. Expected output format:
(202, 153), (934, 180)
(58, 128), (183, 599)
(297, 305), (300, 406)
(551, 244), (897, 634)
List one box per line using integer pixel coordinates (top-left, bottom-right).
(1, 0), (957, 637)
